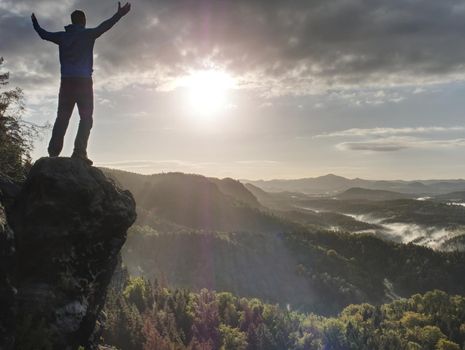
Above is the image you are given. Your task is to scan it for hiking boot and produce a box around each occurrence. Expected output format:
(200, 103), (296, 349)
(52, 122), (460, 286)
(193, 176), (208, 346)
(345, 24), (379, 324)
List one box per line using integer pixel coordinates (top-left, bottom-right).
(71, 152), (93, 166)
(48, 149), (60, 157)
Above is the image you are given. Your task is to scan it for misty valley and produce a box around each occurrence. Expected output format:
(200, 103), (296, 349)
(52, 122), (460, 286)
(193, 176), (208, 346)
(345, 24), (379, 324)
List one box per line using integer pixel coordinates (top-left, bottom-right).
(245, 176), (465, 252)
(92, 170), (465, 349)
(102, 170), (465, 310)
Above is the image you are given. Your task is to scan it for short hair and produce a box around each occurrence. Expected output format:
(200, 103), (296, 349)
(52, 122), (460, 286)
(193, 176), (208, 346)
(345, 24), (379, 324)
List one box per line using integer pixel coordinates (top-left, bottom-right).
(71, 10), (86, 25)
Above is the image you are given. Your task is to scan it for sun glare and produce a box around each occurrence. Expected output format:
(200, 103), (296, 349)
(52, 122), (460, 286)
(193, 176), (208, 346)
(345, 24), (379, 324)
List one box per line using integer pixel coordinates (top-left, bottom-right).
(183, 70), (235, 120)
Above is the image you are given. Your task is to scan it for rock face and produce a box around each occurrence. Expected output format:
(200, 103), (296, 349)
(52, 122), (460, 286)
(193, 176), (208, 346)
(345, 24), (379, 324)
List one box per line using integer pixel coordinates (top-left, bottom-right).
(0, 184), (17, 350)
(0, 157), (136, 349)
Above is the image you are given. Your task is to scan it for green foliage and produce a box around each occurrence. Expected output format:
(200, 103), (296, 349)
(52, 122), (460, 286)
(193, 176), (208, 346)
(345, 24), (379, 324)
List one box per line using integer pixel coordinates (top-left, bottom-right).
(283, 228), (465, 314)
(0, 57), (42, 181)
(123, 224), (465, 319)
(322, 319), (348, 350)
(409, 325), (445, 350)
(435, 338), (460, 350)
(219, 324), (248, 350)
(103, 277), (465, 350)
(123, 276), (153, 312)
(400, 311), (431, 328)
(104, 289), (145, 350)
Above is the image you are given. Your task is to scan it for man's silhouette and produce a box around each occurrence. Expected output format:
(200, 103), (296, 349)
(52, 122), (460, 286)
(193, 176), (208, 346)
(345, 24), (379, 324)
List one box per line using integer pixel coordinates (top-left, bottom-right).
(32, 2), (131, 165)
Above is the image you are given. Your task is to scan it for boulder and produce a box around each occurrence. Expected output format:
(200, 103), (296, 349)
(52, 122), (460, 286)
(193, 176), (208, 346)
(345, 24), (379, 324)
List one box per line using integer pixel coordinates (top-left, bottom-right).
(9, 157), (136, 349)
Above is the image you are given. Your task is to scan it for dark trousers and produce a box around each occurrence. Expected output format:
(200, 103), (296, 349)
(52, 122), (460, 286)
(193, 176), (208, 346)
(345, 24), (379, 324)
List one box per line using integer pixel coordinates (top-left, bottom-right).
(48, 77), (93, 157)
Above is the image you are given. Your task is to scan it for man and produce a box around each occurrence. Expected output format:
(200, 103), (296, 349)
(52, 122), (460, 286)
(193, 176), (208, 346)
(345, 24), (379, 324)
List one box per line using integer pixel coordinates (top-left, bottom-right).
(32, 2), (131, 165)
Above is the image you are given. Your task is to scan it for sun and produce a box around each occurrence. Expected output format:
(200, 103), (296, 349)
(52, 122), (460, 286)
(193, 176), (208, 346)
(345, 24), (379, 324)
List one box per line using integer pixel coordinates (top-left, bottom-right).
(183, 70), (235, 120)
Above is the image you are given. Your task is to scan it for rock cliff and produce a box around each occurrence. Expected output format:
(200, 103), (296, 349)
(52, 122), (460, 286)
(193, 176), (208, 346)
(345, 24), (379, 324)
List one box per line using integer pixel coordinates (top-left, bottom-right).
(0, 157), (136, 349)
(0, 180), (16, 350)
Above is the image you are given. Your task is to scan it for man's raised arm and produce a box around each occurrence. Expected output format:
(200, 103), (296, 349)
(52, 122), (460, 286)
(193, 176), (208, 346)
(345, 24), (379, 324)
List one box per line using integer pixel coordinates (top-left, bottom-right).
(31, 13), (61, 44)
(90, 2), (131, 39)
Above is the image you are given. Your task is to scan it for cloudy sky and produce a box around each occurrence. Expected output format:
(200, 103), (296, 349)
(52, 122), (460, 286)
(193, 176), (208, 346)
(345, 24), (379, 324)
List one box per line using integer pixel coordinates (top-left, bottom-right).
(1, 0), (465, 180)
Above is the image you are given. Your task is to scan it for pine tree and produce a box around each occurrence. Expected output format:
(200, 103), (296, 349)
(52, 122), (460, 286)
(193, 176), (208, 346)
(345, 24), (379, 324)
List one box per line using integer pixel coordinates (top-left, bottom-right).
(0, 57), (43, 181)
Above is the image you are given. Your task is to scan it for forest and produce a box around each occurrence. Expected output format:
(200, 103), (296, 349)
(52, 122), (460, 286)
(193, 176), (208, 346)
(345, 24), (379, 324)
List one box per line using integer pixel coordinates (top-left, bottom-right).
(102, 274), (465, 350)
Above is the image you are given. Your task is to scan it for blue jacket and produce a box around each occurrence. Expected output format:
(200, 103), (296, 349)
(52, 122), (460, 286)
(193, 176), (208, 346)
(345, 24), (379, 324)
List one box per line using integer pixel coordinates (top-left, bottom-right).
(33, 13), (123, 78)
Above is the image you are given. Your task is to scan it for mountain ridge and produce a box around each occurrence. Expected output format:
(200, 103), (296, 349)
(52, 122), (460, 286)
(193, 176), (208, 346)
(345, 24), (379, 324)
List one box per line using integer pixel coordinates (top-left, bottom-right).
(244, 173), (465, 195)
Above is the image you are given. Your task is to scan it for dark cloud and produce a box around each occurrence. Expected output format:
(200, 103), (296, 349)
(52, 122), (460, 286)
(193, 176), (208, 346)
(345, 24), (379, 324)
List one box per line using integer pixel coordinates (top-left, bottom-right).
(2, 0), (465, 94)
(338, 141), (409, 152)
(337, 137), (465, 152)
(315, 126), (465, 138)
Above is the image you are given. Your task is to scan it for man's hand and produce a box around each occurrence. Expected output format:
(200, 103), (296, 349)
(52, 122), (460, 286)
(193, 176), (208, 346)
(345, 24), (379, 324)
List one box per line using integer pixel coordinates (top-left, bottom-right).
(117, 2), (131, 17)
(31, 13), (38, 26)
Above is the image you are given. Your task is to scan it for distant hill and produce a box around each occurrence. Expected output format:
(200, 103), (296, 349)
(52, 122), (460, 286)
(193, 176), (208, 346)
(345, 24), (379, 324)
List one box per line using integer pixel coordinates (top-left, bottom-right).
(103, 169), (290, 233)
(104, 169), (380, 233)
(336, 187), (412, 201)
(246, 174), (359, 194)
(245, 174), (465, 195)
(244, 183), (295, 210)
(435, 191), (465, 202)
(208, 177), (261, 208)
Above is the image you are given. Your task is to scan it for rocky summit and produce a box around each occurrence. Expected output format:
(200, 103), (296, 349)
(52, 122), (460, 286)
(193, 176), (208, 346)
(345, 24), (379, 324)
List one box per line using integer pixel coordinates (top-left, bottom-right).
(0, 157), (136, 350)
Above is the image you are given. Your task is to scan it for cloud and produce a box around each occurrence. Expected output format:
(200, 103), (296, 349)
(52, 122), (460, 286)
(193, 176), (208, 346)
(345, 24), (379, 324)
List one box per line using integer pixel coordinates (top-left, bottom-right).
(337, 137), (465, 152)
(319, 126), (465, 153)
(96, 159), (216, 168)
(4, 0), (465, 96)
(235, 160), (280, 165)
(316, 126), (465, 138)
(337, 139), (409, 152)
